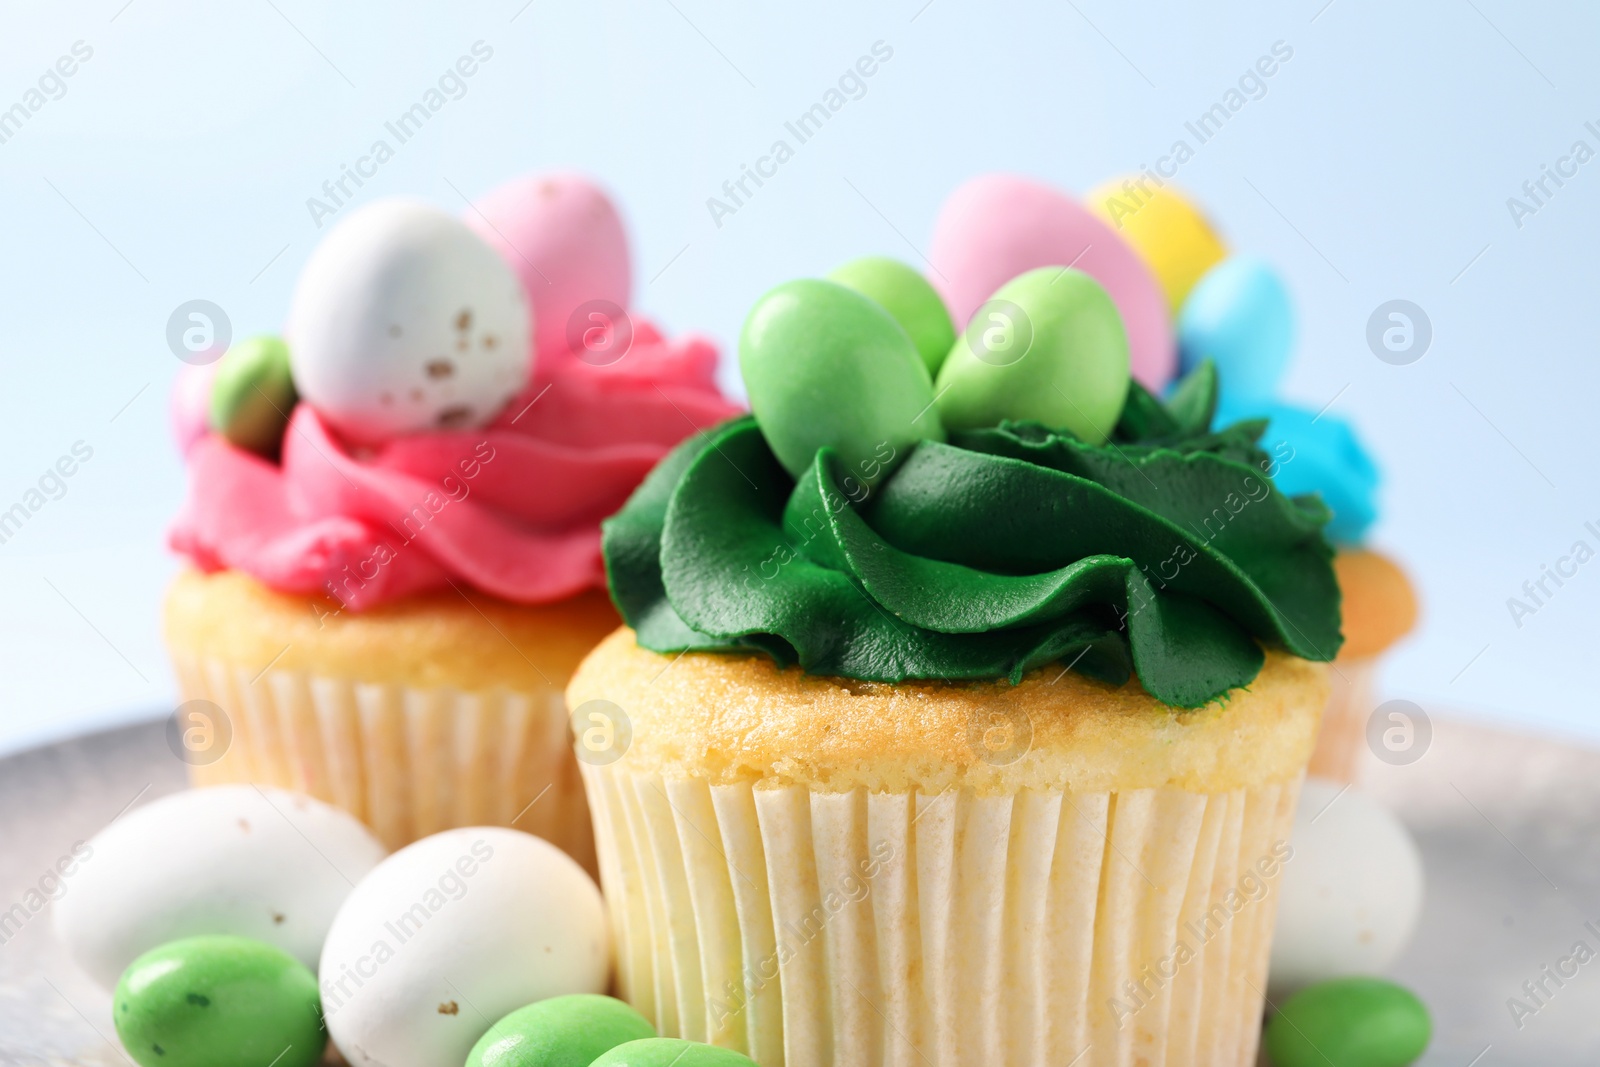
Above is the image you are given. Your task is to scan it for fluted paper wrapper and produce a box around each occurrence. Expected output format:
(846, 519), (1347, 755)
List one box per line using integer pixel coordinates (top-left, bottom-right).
(170, 651), (594, 872)
(582, 764), (1301, 1067)
(1306, 656), (1377, 784)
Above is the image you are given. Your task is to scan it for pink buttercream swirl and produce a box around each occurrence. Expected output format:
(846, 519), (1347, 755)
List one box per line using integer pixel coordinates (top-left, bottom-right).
(170, 325), (739, 609)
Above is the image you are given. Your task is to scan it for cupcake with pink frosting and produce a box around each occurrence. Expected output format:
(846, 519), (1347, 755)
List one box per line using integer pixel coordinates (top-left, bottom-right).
(164, 174), (737, 869)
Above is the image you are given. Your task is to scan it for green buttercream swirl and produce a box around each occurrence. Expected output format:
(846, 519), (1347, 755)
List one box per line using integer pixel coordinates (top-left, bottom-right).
(603, 363), (1343, 707)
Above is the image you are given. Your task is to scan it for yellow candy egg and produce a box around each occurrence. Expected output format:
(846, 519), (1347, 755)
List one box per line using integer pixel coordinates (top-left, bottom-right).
(1086, 178), (1227, 314)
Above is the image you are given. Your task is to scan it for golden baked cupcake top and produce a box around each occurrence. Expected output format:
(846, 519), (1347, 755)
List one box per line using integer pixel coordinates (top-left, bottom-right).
(165, 567), (617, 691)
(571, 627), (1327, 794)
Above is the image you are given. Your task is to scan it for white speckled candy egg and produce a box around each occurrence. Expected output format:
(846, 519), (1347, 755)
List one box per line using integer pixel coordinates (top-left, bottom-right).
(1268, 778), (1425, 998)
(286, 198), (532, 445)
(54, 785), (386, 990)
(319, 826), (609, 1067)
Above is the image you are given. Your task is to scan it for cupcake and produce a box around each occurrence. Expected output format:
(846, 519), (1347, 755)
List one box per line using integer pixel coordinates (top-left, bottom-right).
(165, 174), (737, 867)
(571, 229), (1343, 1061)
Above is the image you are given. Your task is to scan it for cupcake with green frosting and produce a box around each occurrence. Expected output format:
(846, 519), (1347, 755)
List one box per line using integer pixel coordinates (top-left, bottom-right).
(568, 257), (1342, 1066)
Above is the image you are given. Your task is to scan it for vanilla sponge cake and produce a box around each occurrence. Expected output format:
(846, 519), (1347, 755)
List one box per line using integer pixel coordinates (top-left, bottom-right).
(166, 568), (619, 865)
(571, 627), (1326, 796)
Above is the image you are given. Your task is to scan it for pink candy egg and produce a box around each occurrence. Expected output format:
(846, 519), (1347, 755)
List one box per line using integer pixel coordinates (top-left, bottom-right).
(170, 360), (220, 457)
(467, 173), (632, 360)
(928, 173), (1176, 389)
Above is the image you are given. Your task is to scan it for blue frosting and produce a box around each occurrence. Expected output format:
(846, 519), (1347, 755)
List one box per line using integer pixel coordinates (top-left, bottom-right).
(1217, 396), (1379, 544)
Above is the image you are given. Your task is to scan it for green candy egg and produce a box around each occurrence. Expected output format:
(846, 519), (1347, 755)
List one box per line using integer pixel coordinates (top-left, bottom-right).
(589, 1037), (760, 1067)
(1264, 977), (1431, 1067)
(113, 935), (325, 1067)
(739, 278), (944, 485)
(827, 255), (956, 377)
(933, 266), (1130, 444)
(465, 994), (656, 1067)
(210, 335), (297, 457)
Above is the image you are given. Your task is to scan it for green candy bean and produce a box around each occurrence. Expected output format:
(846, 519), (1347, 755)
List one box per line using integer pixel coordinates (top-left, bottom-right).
(210, 335), (297, 457)
(739, 278), (943, 485)
(588, 1037), (760, 1067)
(827, 255), (956, 377)
(1264, 976), (1431, 1067)
(465, 994), (656, 1067)
(934, 266), (1130, 444)
(113, 935), (324, 1067)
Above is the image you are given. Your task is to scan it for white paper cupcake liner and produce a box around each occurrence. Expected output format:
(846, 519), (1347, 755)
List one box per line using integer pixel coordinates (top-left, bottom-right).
(582, 764), (1301, 1067)
(169, 651), (595, 873)
(1306, 656), (1377, 783)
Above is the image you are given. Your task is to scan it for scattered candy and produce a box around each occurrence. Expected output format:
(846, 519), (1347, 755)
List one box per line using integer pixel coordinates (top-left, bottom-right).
(467, 173), (632, 359)
(465, 994), (655, 1067)
(1177, 255), (1292, 399)
(286, 198), (532, 445)
(113, 935), (325, 1067)
(928, 173), (1175, 389)
(934, 267), (1130, 444)
(827, 255), (956, 377)
(1269, 779), (1423, 998)
(318, 826), (609, 1067)
(1086, 178), (1226, 314)
(209, 336), (297, 458)
(55, 785), (385, 991)
(1230, 400), (1379, 544)
(589, 1038), (761, 1067)
(1264, 976), (1430, 1067)
(170, 360), (221, 457)
(739, 278), (944, 483)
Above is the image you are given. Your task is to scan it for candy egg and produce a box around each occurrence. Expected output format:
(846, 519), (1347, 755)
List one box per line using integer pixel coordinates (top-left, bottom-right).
(827, 256), (956, 377)
(170, 360), (220, 456)
(1177, 255), (1292, 398)
(55, 785), (386, 991)
(319, 826), (609, 1067)
(1268, 779), (1424, 998)
(933, 267), (1130, 444)
(114, 935), (325, 1067)
(590, 1038), (761, 1066)
(465, 994), (655, 1067)
(928, 173), (1174, 389)
(468, 173), (631, 358)
(1264, 977), (1431, 1067)
(209, 336), (297, 458)
(286, 198), (532, 445)
(739, 278), (944, 483)
(1085, 178), (1227, 314)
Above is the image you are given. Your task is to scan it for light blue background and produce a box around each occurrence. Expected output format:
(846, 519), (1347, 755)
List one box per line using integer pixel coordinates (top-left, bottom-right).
(1, 0), (1595, 754)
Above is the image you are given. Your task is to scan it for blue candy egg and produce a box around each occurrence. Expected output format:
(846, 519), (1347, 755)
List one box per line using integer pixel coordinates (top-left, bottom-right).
(1221, 397), (1379, 544)
(1178, 256), (1293, 399)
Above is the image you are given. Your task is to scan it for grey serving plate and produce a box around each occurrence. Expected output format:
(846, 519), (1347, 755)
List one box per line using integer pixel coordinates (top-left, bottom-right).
(0, 714), (1596, 1065)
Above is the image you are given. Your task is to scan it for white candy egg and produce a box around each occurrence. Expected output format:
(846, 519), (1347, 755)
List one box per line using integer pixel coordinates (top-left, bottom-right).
(1268, 777), (1425, 998)
(54, 785), (386, 990)
(286, 198), (533, 445)
(319, 826), (608, 1067)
